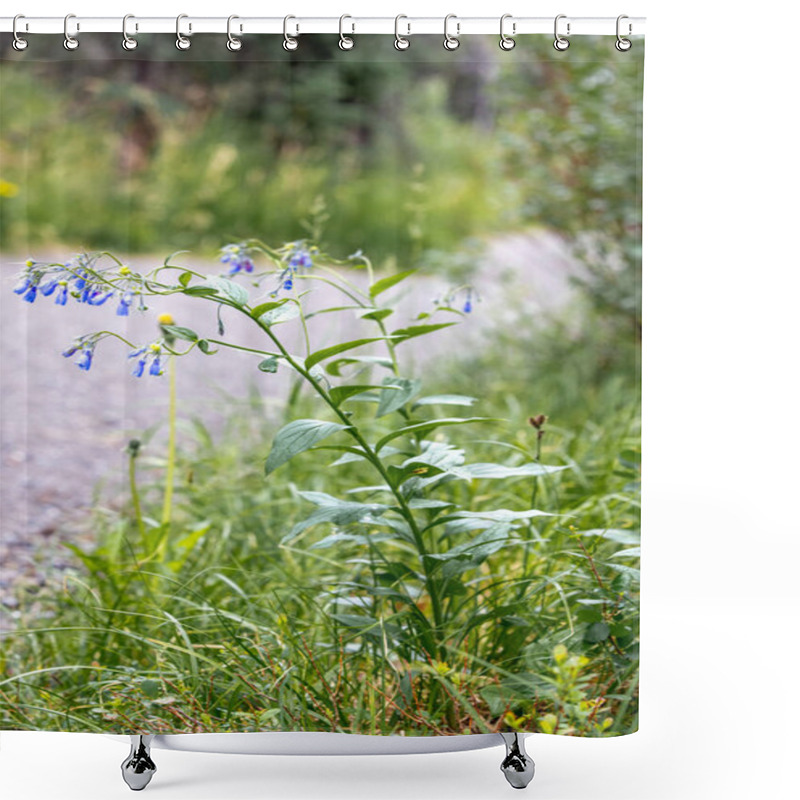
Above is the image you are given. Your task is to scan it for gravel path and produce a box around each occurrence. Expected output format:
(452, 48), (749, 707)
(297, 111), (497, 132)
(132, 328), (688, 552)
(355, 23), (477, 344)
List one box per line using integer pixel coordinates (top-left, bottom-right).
(0, 231), (580, 619)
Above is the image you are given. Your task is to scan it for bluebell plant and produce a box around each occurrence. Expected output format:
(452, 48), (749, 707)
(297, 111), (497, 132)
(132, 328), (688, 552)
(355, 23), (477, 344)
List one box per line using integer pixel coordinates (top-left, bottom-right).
(13, 239), (562, 677)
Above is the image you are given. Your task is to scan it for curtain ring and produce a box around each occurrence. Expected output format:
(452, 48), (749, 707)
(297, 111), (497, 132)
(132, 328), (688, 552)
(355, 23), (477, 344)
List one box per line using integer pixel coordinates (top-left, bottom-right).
(615, 15), (632, 51)
(338, 14), (355, 50)
(553, 14), (570, 51)
(227, 15), (242, 51)
(499, 14), (515, 51)
(12, 15), (28, 51)
(394, 15), (410, 51)
(122, 14), (138, 51)
(63, 14), (79, 51)
(176, 14), (191, 50)
(443, 14), (460, 51)
(283, 15), (299, 51)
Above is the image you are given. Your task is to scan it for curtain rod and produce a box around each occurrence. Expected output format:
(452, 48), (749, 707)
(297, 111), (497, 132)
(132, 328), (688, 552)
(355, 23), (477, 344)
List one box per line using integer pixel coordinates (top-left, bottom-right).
(1, 16), (646, 37)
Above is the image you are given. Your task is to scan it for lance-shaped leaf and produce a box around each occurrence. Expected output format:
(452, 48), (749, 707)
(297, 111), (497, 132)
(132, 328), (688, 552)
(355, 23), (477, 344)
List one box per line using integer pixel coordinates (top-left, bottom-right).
(160, 325), (198, 343)
(375, 417), (497, 452)
(457, 462), (568, 479)
(251, 298), (290, 319)
(390, 322), (457, 344)
(329, 383), (402, 407)
(283, 491), (390, 541)
(369, 268), (416, 298)
(451, 508), (555, 523)
(259, 301), (300, 326)
(425, 523), (513, 578)
(265, 420), (349, 475)
(376, 377), (421, 417)
(305, 337), (394, 370)
(412, 394), (477, 409)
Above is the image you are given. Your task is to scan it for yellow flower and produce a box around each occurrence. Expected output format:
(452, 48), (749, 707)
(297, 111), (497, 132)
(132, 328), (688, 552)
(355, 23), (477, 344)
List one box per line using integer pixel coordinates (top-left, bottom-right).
(157, 313), (175, 326)
(0, 180), (19, 198)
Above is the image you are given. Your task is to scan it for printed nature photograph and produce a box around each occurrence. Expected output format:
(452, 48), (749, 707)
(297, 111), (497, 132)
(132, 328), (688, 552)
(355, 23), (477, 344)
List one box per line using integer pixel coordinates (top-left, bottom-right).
(0, 34), (642, 738)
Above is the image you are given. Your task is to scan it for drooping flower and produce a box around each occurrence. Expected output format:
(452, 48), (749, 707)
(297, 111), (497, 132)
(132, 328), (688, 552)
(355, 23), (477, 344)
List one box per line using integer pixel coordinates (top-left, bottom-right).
(63, 339), (96, 371)
(220, 243), (255, 275)
(55, 281), (69, 306)
(116, 290), (135, 316)
(463, 288), (473, 314)
(128, 342), (166, 378)
(274, 241), (315, 295)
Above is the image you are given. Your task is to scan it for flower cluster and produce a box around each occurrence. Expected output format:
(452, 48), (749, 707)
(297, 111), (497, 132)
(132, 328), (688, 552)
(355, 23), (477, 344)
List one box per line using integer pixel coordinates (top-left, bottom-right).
(269, 241), (316, 296)
(220, 243), (255, 275)
(13, 257), (145, 316)
(128, 342), (166, 378)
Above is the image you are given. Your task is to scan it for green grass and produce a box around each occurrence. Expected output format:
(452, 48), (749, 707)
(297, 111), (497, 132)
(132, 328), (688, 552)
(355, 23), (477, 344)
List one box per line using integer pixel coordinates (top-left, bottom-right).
(0, 299), (639, 737)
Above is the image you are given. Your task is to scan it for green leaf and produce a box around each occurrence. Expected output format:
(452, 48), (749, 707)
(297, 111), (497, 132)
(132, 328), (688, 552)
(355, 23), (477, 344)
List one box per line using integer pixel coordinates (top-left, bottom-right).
(305, 337), (390, 370)
(375, 418), (497, 452)
(182, 286), (219, 297)
(178, 271), (192, 287)
(376, 377), (421, 418)
(160, 325), (198, 343)
(390, 323), (457, 343)
(331, 613), (379, 631)
(258, 357), (279, 373)
(284, 492), (390, 539)
(612, 546), (641, 559)
(584, 622), (611, 643)
(202, 275), (249, 306)
(451, 508), (554, 522)
(325, 355), (394, 377)
(197, 339), (217, 355)
(458, 462), (568, 479)
(357, 307), (394, 322)
(580, 528), (640, 545)
(369, 269), (416, 299)
(329, 384), (394, 406)
(388, 461), (446, 486)
(413, 394), (477, 408)
(259, 301), (300, 326)
(425, 523), (513, 577)
(265, 420), (349, 475)
(251, 298), (290, 318)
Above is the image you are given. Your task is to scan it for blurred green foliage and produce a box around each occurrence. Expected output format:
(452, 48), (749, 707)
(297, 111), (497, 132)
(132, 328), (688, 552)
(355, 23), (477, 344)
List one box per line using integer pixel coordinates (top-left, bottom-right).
(1, 35), (642, 333)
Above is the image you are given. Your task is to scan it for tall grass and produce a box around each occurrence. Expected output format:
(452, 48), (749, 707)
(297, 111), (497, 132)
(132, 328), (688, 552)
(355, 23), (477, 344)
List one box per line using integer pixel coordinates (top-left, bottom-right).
(0, 297), (639, 737)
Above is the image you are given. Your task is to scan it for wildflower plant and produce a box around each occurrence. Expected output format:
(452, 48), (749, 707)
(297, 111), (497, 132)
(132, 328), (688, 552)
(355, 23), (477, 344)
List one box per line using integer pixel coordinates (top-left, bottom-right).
(12, 239), (590, 730)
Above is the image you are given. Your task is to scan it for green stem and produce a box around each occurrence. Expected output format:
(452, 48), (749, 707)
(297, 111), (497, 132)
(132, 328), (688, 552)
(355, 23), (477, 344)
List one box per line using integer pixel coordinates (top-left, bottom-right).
(243, 308), (446, 656)
(160, 355), (177, 535)
(128, 450), (146, 545)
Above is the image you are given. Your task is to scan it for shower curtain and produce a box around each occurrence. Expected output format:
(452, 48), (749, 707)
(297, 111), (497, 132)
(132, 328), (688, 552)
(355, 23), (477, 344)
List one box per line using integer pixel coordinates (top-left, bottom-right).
(0, 30), (642, 741)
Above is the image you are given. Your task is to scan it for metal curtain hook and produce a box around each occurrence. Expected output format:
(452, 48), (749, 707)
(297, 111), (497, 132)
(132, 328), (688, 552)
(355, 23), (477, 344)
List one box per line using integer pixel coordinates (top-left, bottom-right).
(394, 15), (410, 51)
(176, 14), (191, 50)
(122, 14), (138, 50)
(443, 14), (460, 51)
(499, 14), (515, 51)
(227, 15), (242, 51)
(339, 14), (355, 50)
(283, 15), (299, 51)
(12, 14), (28, 51)
(553, 14), (570, 51)
(63, 13), (79, 51)
(615, 14), (632, 51)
